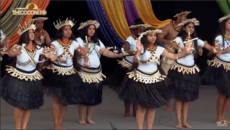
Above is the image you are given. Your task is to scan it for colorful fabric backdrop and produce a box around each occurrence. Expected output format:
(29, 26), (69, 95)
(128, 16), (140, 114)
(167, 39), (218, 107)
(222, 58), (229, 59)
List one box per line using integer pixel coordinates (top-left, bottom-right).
(1, 0), (171, 50)
(217, 0), (230, 15)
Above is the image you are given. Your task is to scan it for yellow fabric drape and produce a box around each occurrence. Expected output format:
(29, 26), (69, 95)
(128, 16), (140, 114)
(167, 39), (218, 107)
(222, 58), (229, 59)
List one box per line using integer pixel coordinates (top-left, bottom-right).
(133, 0), (171, 29)
(101, 0), (131, 41)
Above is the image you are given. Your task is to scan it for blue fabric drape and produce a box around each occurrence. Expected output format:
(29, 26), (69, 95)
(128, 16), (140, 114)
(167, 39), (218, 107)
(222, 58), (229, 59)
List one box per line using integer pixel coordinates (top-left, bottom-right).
(86, 0), (124, 50)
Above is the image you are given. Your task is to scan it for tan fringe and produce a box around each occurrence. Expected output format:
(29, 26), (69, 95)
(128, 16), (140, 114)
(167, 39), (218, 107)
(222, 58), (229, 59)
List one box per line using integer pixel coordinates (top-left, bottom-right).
(117, 59), (132, 69)
(48, 64), (77, 76)
(6, 66), (43, 81)
(78, 71), (106, 83)
(127, 70), (166, 84)
(170, 62), (200, 74)
(207, 57), (230, 71)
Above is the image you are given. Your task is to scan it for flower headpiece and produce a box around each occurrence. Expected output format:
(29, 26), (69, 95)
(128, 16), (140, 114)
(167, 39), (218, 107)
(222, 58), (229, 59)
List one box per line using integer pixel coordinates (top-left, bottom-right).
(17, 22), (36, 35)
(138, 29), (162, 40)
(177, 18), (199, 27)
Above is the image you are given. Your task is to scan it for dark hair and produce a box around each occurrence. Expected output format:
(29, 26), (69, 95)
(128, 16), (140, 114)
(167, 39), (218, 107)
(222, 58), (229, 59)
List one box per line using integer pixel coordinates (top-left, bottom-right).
(78, 24), (99, 43)
(177, 22), (198, 59)
(131, 27), (165, 74)
(134, 18), (144, 31)
(52, 25), (76, 41)
(212, 18), (230, 48)
(18, 29), (41, 50)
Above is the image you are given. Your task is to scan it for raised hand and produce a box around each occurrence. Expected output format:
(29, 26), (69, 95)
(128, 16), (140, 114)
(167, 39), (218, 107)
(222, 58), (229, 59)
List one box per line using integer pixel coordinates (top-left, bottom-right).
(1, 37), (10, 48)
(15, 46), (22, 55)
(136, 39), (143, 53)
(184, 42), (191, 53)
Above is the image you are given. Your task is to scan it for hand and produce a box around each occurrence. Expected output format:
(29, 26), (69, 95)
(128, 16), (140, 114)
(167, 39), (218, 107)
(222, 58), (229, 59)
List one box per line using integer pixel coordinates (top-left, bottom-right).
(45, 52), (57, 62)
(1, 37), (10, 48)
(15, 46), (22, 55)
(184, 42), (191, 53)
(136, 39), (143, 53)
(117, 53), (124, 58)
(84, 43), (90, 53)
(216, 50), (222, 57)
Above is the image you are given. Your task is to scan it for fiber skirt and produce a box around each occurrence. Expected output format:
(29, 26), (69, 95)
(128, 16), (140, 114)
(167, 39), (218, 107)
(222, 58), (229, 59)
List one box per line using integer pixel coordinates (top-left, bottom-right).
(42, 64), (84, 105)
(168, 67), (201, 102)
(202, 65), (230, 98)
(0, 67), (44, 110)
(119, 69), (172, 108)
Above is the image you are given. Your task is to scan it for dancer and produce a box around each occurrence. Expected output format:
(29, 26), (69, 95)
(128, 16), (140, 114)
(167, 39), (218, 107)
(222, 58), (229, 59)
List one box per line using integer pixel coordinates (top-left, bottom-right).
(0, 23), (57, 129)
(202, 15), (230, 124)
(105, 18), (149, 117)
(119, 27), (192, 130)
(29, 16), (51, 110)
(43, 18), (89, 130)
(76, 20), (123, 124)
(158, 9), (196, 112)
(167, 18), (217, 128)
(28, 16), (51, 46)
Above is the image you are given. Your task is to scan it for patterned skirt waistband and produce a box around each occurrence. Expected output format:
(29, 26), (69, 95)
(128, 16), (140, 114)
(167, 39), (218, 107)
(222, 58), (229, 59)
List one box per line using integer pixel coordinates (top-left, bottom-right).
(78, 65), (106, 83)
(207, 57), (230, 71)
(117, 58), (132, 69)
(48, 63), (77, 75)
(127, 69), (166, 84)
(170, 61), (200, 74)
(6, 65), (43, 81)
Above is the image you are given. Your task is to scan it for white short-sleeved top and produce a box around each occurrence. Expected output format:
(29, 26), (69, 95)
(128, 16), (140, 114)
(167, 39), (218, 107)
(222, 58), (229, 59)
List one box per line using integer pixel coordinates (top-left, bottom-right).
(215, 35), (230, 62)
(51, 39), (80, 66)
(76, 37), (105, 68)
(125, 35), (137, 63)
(174, 37), (205, 66)
(16, 45), (43, 71)
(138, 46), (165, 73)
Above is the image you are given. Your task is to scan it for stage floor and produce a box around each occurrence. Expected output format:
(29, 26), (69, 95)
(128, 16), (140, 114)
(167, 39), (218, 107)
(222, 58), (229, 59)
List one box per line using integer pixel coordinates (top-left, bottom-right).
(1, 85), (230, 129)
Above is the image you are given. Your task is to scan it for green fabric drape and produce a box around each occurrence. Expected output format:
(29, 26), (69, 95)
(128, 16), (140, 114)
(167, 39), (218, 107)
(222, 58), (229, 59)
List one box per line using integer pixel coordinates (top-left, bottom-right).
(1, 0), (30, 36)
(217, 0), (230, 15)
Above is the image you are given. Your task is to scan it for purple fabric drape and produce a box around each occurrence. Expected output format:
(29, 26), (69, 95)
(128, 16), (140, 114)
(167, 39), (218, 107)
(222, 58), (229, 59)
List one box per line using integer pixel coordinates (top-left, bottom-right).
(123, 0), (140, 33)
(86, 0), (124, 50)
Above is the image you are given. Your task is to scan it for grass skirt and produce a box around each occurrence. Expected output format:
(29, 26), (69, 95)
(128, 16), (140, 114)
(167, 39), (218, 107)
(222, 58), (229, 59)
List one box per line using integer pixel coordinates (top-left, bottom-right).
(42, 64), (84, 105)
(119, 69), (172, 108)
(168, 67), (201, 102)
(0, 67), (44, 110)
(202, 65), (230, 98)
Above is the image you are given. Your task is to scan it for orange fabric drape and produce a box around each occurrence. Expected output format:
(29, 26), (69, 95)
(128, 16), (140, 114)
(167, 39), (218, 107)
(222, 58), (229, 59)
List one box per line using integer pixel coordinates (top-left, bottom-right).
(8, 0), (50, 50)
(0, 0), (13, 16)
(133, 0), (171, 29)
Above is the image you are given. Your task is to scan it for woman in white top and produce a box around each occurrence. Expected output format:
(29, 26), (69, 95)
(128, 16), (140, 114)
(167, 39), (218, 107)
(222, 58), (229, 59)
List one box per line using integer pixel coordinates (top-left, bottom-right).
(202, 15), (230, 124)
(76, 20), (123, 124)
(42, 18), (89, 129)
(119, 27), (191, 130)
(0, 23), (56, 129)
(168, 18), (216, 128)
(104, 18), (149, 117)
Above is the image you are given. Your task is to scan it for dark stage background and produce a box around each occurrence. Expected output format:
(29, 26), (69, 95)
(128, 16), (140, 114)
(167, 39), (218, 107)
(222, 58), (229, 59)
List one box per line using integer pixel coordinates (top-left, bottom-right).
(0, 1), (224, 84)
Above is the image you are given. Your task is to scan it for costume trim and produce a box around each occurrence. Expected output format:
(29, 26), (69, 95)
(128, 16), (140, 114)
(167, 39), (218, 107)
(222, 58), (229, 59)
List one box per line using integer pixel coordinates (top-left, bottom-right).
(170, 62), (200, 74)
(174, 11), (191, 18)
(53, 17), (76, 30)
(219, 14), (230, 23)
(207, 57), (230, 71)
(6, 66), (43, 81)
(78, 20), (100, 30)
(127, 69), (166, 84)
(78, 66), (106, 83)
(129, 24), (150, 29)
(18, 23), (36, 35)
(117, 58), (132, 69)
(178, 18), (199, 27)
(49, 63), (77, 75)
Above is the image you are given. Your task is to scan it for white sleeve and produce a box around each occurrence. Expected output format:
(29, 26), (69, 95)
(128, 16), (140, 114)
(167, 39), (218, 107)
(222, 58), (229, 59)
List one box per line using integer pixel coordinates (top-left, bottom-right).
(157, 46), (165, 56)
(72, 40), (80, 51)
(38, 46), (44, 56)
(197, 39), (205, 47)
(173, 37), (183, 47)
(215, 35), (223, 46)
(98, 40), (105, 50)
(126, 36), (133, 45)
(76, 37), (84, 47)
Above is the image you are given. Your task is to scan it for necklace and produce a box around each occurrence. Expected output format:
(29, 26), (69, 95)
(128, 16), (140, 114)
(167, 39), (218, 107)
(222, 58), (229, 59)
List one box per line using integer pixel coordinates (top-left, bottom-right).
(147, 44), (157, 52)
(25, 44), (35, 52)
(172, 21), (180, 32)
(57, 39), (72, 46)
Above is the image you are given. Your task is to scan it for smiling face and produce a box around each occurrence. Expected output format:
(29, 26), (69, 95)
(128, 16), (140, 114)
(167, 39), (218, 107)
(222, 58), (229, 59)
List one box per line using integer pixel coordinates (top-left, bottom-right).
(147, 32), (157, 44)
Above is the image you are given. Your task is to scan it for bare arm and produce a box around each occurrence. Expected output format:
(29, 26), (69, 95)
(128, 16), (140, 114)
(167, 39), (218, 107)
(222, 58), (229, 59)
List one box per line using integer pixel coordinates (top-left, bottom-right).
(44, 31), (51, 46)
(100, 47), (123, 58)
(8, 45), (22, 57)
